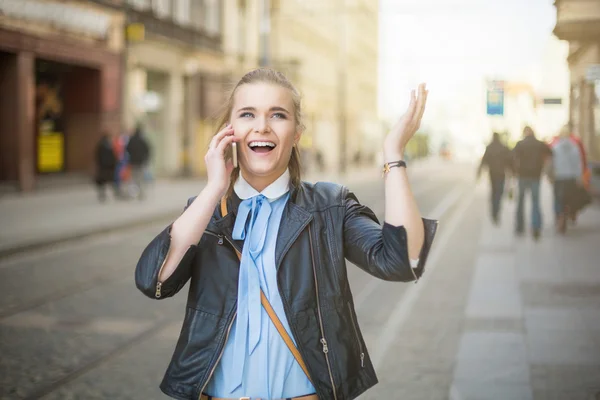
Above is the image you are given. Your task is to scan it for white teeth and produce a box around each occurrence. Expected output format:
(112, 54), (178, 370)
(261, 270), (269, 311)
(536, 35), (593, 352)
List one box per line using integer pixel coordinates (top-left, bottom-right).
(249, 141), (276, 148)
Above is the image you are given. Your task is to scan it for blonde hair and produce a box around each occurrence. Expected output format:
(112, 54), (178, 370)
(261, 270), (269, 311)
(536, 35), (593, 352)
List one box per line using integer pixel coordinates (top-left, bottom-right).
(214, 68), (305, 196)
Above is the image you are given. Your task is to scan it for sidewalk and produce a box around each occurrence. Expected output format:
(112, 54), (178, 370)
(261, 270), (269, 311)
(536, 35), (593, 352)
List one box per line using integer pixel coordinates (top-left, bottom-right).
(452, 182), (600, 399)
(375, 180), (600, 400)
(0, 157), (445, 257)
(1, 165), (402, 257)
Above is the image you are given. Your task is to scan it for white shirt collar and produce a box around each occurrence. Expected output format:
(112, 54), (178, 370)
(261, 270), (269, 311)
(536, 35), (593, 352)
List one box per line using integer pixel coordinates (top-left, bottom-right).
(234, 169), (291, 201)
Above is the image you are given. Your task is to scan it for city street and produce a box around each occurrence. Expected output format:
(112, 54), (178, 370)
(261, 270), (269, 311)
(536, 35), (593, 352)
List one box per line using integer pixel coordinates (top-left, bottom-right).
(1, 160), (599, 400)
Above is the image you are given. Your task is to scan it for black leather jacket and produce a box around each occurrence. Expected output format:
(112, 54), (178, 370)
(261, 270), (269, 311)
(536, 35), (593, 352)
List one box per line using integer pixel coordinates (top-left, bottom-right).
(135, 181), (438, 400)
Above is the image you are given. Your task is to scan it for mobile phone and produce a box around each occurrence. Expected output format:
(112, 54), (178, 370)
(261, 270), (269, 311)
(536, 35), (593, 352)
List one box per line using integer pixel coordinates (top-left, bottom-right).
(232, 142), (238, 168)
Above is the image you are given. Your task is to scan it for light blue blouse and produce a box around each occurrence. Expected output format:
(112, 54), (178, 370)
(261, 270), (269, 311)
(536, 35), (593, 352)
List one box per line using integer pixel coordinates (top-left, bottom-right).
(205, 170), (315, 399)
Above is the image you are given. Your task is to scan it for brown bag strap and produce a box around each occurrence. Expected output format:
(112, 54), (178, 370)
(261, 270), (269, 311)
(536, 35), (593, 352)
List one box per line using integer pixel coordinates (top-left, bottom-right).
(220, 197), (312, 381)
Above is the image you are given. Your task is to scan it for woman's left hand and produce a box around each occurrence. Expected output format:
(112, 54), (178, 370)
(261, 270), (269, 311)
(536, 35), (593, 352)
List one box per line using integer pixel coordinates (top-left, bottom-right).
(384, 83), (428, 161)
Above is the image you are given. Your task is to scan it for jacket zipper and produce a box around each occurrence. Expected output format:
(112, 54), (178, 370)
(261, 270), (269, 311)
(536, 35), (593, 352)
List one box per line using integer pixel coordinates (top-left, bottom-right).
(155, 245), (172, 299)
(410, 262), (419, 283)
(308, 225), (338, 400)
(204, 230), (224, 245)
(197, 230), (236, 398)
(198, 311), (237, 399)
(347, 302), (365, 368)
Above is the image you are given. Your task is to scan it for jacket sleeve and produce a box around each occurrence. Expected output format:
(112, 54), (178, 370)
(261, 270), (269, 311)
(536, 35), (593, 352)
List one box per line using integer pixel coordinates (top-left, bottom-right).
(342, 188), (438, 282)
(134, 197), (199, 299)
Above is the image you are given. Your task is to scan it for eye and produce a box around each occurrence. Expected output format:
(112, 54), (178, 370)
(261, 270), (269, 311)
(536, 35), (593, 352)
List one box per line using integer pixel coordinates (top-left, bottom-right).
(240, 112), (254, 118)
(272, 112), (287, 119)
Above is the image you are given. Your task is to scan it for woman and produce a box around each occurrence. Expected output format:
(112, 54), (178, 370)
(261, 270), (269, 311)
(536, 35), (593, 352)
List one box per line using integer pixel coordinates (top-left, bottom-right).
(135, 68), (437, 400)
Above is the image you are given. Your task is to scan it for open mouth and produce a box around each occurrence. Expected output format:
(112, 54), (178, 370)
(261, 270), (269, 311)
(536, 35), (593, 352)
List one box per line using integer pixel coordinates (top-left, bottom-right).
(248, 141), (276, 154)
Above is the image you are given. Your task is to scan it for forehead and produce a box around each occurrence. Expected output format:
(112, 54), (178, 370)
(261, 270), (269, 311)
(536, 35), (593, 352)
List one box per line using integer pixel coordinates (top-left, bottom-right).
(233, 82), (294, 110)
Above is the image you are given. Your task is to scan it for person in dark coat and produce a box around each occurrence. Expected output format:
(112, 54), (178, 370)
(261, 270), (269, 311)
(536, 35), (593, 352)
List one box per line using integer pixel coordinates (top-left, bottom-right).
(126, 123), (151, 200)
(478, 132), (513, 224)
(95, 131), (118, 202)
(512, 126), (552, 240)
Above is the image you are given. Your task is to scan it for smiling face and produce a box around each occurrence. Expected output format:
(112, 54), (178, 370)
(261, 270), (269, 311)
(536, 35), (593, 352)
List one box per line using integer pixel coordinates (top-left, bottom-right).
(230, 82), (301, 191)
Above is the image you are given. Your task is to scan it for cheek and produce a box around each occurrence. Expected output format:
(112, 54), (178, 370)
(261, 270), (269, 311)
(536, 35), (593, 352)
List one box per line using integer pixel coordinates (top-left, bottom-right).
(232, 122), (251, 138)
(275, 123), (297, 147)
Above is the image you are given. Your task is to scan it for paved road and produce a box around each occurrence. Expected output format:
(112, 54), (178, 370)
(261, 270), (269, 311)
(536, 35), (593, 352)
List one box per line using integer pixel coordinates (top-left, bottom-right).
(0, 161), (473, 399)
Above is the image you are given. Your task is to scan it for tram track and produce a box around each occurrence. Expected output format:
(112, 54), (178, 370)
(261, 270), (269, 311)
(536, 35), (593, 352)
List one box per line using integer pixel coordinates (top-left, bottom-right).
(0, 169), (472, 399)
(21, 316), (174, 400)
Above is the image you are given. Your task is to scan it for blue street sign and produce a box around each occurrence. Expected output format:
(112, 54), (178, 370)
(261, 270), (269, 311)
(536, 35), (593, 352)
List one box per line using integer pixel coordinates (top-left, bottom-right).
(487, 80), (504, 116)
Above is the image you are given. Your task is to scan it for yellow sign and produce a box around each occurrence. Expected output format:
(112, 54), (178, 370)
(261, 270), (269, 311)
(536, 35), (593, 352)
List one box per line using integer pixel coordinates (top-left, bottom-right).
(126, 23), (145, 42)
(37, 133), (64, 172)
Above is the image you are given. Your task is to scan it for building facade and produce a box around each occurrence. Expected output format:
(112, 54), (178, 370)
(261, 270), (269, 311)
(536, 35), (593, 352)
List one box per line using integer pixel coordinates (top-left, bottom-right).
(554, 0), (600, 166)
(0, 0), (125, 191)
(268, 0), (380, 174)
(122, 0), (226, 178)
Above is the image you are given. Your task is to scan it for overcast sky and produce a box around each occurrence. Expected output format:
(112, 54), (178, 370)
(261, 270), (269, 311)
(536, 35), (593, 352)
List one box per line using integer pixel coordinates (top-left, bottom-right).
(378, 0), (558, 124)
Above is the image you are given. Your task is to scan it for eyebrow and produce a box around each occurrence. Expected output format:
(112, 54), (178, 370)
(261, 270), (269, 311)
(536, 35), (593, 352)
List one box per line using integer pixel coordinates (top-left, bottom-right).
(236, 106), (291, 114)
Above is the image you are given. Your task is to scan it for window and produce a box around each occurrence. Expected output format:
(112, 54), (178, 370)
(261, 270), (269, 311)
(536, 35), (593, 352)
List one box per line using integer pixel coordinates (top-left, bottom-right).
(190, 0), (204, 30)
(128, 0), (151, 10)
(152, 0), (172, 19)
(173, 0), (191, 26)
(594, 81), (600, 138)
(237, 0), (247, 56)
(205, 0), (221, 35)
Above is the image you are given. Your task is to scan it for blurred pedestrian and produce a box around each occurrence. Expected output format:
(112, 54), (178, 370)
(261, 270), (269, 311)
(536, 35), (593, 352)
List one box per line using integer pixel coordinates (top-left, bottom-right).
(127, 123), (151, 200)
(134, 68), (437, 400)
(112, 132), (128, 198)
(315, 149), (325, 172)
(94, 131), (118, 202)
(512, 126), (552, 240)
(550, 128), (590, 187)
(477, 132), (512, 224)
(549, 126), (591, 224)
(550, 126), (586, 233)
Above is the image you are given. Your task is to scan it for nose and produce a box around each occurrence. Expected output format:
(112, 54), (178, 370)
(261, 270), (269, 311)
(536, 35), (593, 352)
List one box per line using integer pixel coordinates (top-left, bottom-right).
(253, 116), (270, 134)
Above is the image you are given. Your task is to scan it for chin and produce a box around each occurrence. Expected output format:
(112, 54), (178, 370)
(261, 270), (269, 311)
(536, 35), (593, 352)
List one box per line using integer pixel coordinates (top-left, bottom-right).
(243, 162), (285, 178)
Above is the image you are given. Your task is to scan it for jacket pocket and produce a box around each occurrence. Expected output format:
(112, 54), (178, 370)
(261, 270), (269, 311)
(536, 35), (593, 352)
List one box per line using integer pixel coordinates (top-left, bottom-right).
(347, 302), (365, 368)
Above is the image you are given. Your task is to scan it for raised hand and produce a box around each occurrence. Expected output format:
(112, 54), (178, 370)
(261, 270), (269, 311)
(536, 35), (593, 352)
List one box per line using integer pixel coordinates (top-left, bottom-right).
(384, 83), (428, 161)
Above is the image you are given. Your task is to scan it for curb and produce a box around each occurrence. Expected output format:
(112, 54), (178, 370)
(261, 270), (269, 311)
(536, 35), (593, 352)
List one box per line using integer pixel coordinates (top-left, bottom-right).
(0, 165), (412, 259)
(0, 209), (181, 259)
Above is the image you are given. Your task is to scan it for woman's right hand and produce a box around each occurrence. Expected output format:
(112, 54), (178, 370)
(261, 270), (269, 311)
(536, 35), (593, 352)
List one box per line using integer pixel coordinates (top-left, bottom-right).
(204, 124), (238, 197)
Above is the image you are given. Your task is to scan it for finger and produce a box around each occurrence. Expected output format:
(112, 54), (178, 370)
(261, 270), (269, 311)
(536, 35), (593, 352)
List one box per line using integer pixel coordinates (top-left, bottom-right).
(407, 89), (417, 116)
(225, 158), (235, 174)
(413, 85), (428, 128)
(210, 125), (233, 149)
(394, 90), (416, 130)
(216, 134), (238, 155)
(210, 124), (234, 149)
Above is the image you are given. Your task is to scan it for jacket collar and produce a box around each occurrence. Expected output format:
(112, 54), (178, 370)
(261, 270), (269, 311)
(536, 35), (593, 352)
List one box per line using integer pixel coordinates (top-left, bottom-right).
(213, 180), (312, 270)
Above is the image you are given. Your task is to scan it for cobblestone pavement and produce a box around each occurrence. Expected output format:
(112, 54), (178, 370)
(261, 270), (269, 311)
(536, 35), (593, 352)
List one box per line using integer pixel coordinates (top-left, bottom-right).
(4, 161), (598, 400)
